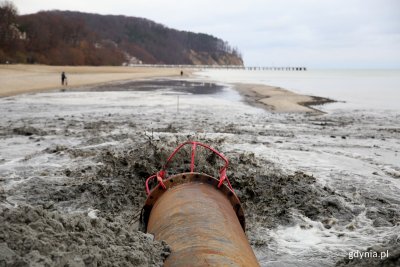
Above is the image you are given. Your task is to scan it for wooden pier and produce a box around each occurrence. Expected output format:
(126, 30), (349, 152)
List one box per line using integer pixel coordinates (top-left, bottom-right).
(128, 64), (307, 71)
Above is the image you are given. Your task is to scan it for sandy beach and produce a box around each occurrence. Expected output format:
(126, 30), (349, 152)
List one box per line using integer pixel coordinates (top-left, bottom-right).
(0, 64), (332, 113)
(233, 83), (334, 113)
(0, 64), (187, 97)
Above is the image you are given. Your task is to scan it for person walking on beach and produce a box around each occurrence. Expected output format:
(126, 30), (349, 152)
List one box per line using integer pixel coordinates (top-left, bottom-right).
(61, 72), (67, 86)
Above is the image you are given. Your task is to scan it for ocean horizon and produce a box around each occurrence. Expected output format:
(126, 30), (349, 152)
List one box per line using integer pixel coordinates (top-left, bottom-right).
(197, 69), (400, 112)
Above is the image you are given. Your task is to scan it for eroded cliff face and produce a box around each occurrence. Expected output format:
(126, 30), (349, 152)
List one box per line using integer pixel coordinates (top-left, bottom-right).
(187, 50), (244, 66)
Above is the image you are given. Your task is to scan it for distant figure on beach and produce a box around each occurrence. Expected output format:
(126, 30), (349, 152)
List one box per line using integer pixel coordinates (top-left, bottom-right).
(61, 72), (67, 86)
(180, 70), (183, 76)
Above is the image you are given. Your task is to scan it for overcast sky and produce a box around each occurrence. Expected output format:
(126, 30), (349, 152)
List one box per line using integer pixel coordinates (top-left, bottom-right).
(12, 0), (400, 68)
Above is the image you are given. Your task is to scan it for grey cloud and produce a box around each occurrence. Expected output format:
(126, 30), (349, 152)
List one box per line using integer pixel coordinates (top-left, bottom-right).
(11, 0), (400, 68)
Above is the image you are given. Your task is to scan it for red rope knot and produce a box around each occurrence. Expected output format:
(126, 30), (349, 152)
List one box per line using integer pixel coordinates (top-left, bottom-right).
(218, 168), (227, 188)
(157, 170), (166, 190)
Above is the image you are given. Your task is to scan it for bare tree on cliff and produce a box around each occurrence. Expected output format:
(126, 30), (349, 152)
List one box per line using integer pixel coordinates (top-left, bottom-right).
(0, 1), (18, 54)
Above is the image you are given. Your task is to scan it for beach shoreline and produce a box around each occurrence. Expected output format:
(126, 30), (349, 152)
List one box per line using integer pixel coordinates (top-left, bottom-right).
(1, 64), (333, 113)
(0, 64), (189, 98)
(234, 83), (335, 114)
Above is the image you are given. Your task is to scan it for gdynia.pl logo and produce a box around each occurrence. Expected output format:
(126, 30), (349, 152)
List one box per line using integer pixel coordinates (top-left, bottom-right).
(349, 250), (389, 260)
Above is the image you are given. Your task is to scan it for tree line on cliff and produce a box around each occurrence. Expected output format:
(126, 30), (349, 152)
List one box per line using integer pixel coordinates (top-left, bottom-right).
(0, 1), (243, 66)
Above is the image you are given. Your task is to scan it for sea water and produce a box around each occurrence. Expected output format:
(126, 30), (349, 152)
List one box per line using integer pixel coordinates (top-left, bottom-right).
(196, 69), (400, 111)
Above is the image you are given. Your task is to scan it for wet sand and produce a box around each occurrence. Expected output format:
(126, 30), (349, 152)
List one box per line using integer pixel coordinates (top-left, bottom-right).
(0, 79), (399, 266)
(1, 65), (399, 266)
(235, 83), (334, 113)
(1, 64), (333, 113)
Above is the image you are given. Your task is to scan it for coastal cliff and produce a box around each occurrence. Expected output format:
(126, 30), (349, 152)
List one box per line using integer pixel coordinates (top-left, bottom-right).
(0, 9), (243, 66)
(187, 50), (244, 66)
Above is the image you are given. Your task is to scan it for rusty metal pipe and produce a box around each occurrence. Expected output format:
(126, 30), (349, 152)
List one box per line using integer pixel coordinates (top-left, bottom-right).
(142, 173), (259, 266)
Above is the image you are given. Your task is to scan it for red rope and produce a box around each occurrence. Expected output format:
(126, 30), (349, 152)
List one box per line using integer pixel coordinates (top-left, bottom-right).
(190, 142), (196, 172)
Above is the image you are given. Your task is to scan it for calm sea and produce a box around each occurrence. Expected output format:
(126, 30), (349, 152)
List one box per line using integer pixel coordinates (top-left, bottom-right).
(197, 69), (400, 111)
